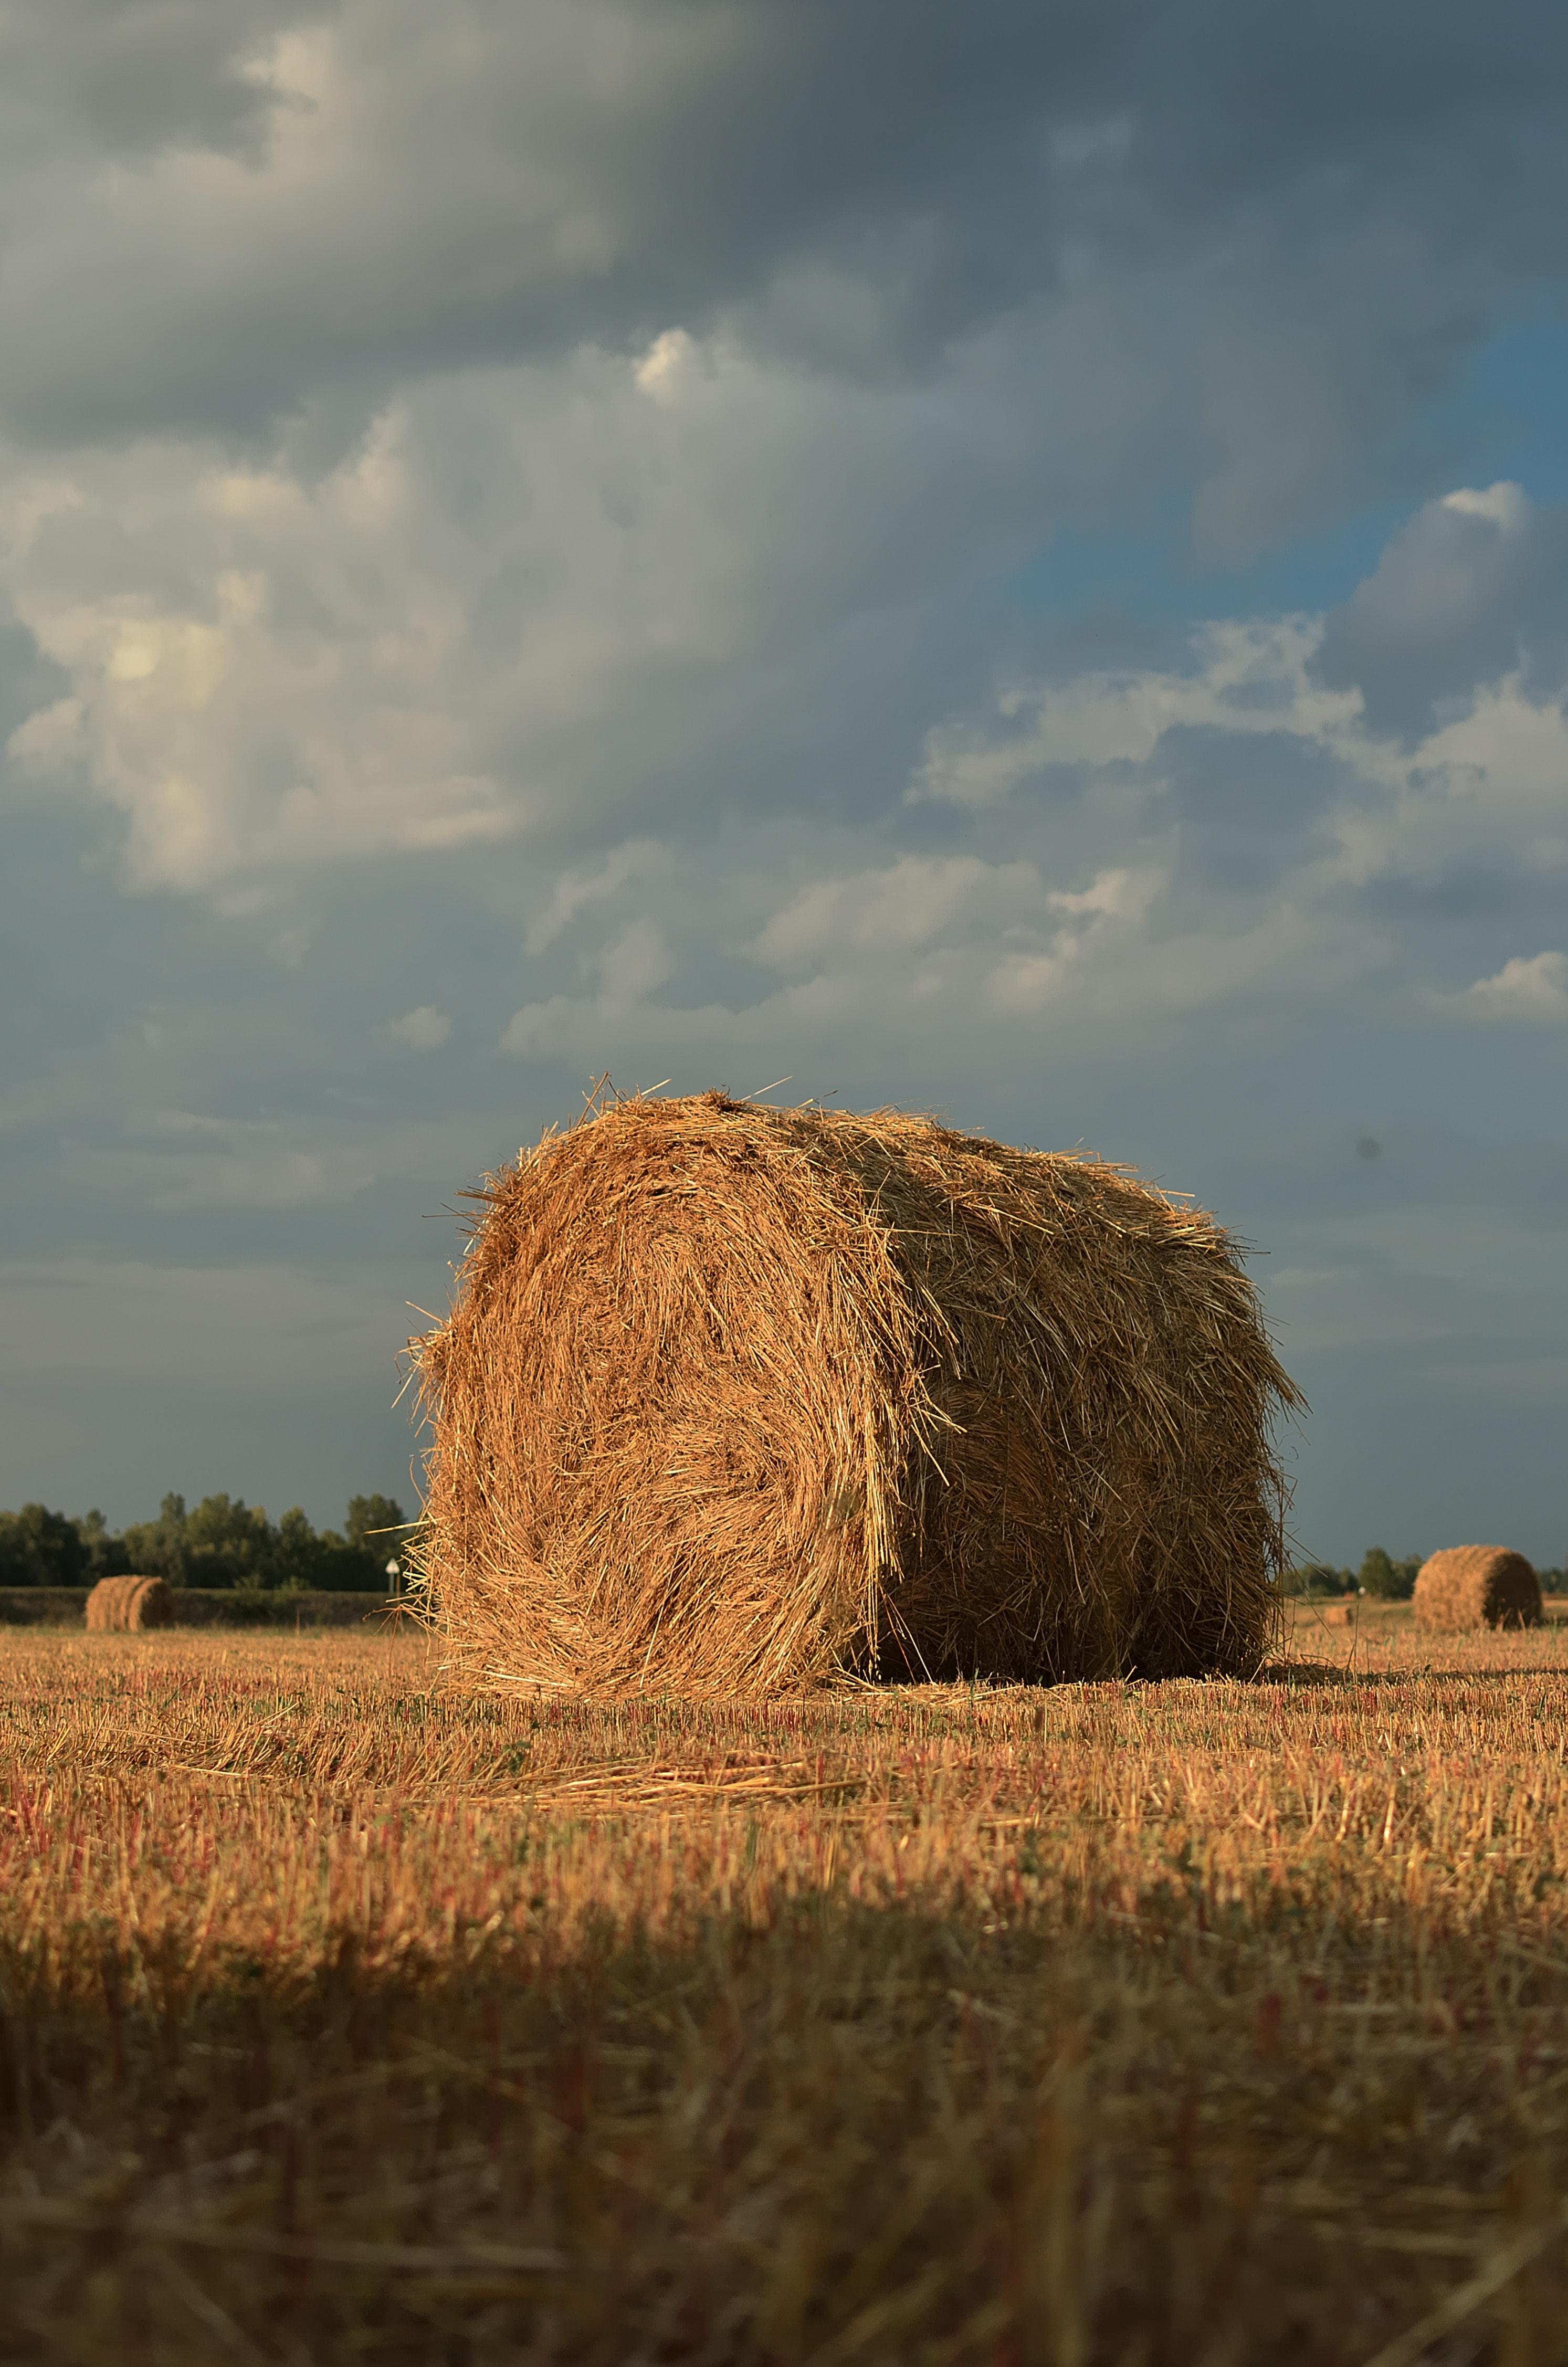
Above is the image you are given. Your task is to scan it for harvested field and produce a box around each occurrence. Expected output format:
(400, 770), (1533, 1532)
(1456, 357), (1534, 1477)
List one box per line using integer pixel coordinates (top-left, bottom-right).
(0, 1586), (404, 1629)
(3, 1622), (1568, 2365)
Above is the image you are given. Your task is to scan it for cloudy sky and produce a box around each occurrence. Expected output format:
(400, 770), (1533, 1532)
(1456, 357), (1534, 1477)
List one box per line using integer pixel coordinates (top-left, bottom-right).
(3, 0), (1567, 1565)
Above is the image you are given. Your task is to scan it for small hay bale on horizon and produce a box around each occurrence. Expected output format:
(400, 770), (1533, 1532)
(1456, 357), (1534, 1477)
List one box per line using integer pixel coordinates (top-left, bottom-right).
(84, 1574), (177, 1632)
(411, 1091), (1301, 1697)
(1413, 1547), (1542, 1632)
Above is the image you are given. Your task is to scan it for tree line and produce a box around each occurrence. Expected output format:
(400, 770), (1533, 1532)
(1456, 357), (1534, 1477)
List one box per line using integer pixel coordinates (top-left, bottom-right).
(1283, 1547), (1566, 1598)
(6, 1503), (1561, 1599)
(0, 1493), (411, 1592)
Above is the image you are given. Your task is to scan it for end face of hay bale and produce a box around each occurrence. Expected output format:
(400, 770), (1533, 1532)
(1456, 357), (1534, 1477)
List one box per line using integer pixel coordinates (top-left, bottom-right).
(84, 1574), (176, 1631)
(1413, 1546), (1542, 1632)
(125, 1575), (176, 1629)
(413, 1093), (1300, 1696)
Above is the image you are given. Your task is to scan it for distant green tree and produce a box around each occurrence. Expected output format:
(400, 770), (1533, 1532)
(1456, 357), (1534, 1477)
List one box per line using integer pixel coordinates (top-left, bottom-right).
(121, 1492), (191, 1585)
(1280, 1563), (1353, 1597)
(345, 1495), (408, 1553)
(1359, 1548), (1395, 1597)
(0, 1504), (88, 1586)
(1359, 1547), (1419, 1601)
(3, 1489), (415, 1594)
(271, 1507), (328, 1592)
(73, 1509), (132, 1580)
(127, 1494), (275, 1586)
(181, 1495), (276, 1588)
(329, 1493), (412, 1591)
(307, 1537), (379, 1590)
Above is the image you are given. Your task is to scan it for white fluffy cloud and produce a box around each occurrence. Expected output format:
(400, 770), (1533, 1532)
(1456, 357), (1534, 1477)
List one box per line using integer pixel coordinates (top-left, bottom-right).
(387, 1005), (451, 1049)
(6, 357), (814, 889)
(6, 416), (1561, 1084)
(1, 330), (1087, 889)
(3, 6), (1567, 902)
(488, 516), (1568, 1077)
(1455, 951), (1568, 1024)
(912, 617), (1358, 803)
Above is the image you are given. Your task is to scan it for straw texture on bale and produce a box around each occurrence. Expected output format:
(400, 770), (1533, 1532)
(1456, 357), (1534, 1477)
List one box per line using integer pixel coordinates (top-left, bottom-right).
(412, 1092), (1301, 1696)
(1413, 1547), (1542, 1633)
(84, 1574), (176, 1632)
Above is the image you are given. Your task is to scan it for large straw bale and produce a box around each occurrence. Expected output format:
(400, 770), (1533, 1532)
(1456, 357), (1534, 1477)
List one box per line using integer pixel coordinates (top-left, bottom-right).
(84, 1574), (176, 1631)
(412, 1092), (1301, 1695)
(1413, 1547), (1542, 1633)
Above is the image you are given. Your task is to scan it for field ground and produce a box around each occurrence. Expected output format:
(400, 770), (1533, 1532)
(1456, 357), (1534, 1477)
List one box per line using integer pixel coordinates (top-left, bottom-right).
(3, 1615), (1568, 2365)
(0, 1587), (401, 1629)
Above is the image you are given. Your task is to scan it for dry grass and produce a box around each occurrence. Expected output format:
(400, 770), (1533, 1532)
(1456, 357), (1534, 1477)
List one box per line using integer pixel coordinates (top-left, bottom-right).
(4, 1620), (1568, 2363)
(413, 1091), (1299, 1695)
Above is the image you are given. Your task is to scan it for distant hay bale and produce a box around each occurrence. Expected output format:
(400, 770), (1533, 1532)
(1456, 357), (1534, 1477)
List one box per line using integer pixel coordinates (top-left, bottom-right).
(84, 1575), (176, 1632)
(411, 1092), (1301, 1696)
(85, 1575), (135, 1629)
(1413, 1547), (1542, 1633)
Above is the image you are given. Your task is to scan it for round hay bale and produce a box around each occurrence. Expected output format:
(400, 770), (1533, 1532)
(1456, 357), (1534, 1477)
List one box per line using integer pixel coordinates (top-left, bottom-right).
(85, 1574), (138, 1629)
(84, 1574), (176, 1631)
(412, 1092), (1302, 1695)
(1413, 1547), (1542, 1633)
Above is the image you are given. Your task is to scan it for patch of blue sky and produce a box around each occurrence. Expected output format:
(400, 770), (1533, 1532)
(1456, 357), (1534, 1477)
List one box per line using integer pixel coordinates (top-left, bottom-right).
(1009, 309), (1568, 630)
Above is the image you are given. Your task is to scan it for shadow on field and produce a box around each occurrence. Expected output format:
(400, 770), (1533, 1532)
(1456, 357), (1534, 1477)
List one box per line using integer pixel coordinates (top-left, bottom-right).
(3, 1881), (1567, 2366)
(1256, 1659), (1355, 1687)
(1263, 1657), (1568, 1696)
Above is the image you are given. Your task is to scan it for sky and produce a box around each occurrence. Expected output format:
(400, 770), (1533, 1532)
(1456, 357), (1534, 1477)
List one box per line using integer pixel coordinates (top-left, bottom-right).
(2, 0), (1567, 1566)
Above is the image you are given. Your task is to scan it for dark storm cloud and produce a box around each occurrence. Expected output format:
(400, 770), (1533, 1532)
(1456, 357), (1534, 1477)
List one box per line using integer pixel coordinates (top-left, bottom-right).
(1, 0), (1566, 445)
(1156, 724), (1346, 890)
(0, 0), (330, 165)
(1314, 487), (1568, 739)
(0, 611), (64, 739)
(1361, 861), (1568, 925)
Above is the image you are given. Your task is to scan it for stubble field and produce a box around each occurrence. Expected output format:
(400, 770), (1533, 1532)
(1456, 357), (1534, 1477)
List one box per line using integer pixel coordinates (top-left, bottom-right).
(3, 1612), (1567, 2365)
